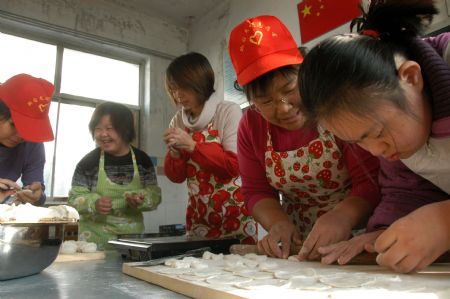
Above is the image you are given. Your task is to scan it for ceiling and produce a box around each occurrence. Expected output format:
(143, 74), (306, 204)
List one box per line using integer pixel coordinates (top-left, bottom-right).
(122, 0), (222, 27)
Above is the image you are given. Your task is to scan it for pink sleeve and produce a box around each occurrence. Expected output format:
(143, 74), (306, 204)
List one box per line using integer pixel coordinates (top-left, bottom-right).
(191, 142), (239, 179)
(338, 139), (381, 207)
(238, 111), (279, 213)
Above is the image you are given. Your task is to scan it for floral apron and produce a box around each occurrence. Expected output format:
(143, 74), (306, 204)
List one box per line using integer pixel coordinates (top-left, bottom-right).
(265, 124), (351, 242)
(79, 148), (144, 250)
(185, 123), (257, 244)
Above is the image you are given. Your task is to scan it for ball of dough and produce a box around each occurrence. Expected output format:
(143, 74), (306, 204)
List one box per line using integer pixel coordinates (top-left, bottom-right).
(60, 241), (77, 254)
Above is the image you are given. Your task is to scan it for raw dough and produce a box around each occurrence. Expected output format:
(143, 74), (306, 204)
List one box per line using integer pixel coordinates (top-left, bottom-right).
(235, 278), (289, 290)
(192, 268), (224, 277)
(178, 274), (206, 281)
(60, 240), (98, 254)
(60, 241), (77, 254)
(244, 253), (268, 262)
(156, 267), (193, 275)
(164, 259), (190, 269)
(80, 242), (97, 253)
(319, 272), (377, 288)
(237, 271), (273, 280)
(287, 255), (300, 262)
(274, 268), (316, 279)
(258, 261), (279, 271)
(206, 274), (252, 285)
(289, 277), (330, 291)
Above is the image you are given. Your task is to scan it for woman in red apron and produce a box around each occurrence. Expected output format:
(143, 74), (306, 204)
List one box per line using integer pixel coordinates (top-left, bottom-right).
(163, 52), (257, 244)
(228, 15), (380, 259)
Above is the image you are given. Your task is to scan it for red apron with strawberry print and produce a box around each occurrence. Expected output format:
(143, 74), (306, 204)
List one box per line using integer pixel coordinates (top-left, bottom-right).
(265, 124), (350, 242)
(185, 123), (257, 244)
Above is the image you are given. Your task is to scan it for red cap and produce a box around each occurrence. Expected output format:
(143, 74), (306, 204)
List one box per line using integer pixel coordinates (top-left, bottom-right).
(0, 74), (54, 142)
(228, 15), (303, 86)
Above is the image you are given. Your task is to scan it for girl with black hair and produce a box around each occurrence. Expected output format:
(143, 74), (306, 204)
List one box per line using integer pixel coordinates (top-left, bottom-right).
(299, 0), (450, 273)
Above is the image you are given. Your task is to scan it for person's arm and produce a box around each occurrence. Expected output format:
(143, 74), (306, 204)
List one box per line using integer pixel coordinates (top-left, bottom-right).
(190, 142), (239, 179)
(252, 197), (302, 258)
(374, 199), (450, 273)
(299, 141), (380, 260)
(164, 149), (189, 183)
(68, 162), (101, 214)
(190, 103), (242, 179)
(124, 151), (161, 212)
(20, 143), (46, 205)
(238, 112), (300, 258)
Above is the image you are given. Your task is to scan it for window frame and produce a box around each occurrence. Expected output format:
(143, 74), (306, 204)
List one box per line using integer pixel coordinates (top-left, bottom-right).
(0, 11), (155, 201)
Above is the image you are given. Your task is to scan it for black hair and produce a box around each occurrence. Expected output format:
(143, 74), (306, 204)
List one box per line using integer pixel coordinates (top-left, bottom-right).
(299, 0), (438, 123)
(234, 65), (300, 102)
(165, 52), (215, 105)
(89, 102), (136, 143)
(0, 99), (11, 121)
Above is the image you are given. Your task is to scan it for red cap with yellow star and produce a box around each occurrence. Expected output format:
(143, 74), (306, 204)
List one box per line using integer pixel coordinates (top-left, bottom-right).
(228, 15), (303, 86)
(0, 73), (54, 142)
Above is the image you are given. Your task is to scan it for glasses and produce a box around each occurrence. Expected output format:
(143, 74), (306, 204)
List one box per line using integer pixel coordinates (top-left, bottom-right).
(251, 93), (297, 113)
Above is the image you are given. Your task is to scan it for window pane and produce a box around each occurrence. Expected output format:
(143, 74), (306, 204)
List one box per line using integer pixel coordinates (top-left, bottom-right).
(44, 103), (96, 197)
(61, 49), (139, 105)
(0, 32), (56, 83)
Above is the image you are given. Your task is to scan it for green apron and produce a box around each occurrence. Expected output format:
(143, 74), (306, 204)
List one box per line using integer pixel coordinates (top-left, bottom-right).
(79, 148), (144, 250)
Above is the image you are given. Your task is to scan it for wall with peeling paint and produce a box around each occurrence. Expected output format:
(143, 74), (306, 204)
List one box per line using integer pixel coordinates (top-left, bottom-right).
(0, 0), (188, 56)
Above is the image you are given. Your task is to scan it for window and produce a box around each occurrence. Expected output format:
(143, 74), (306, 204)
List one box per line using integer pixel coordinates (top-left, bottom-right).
(0, 31), (142, 199)
(223, 51), (249, 109)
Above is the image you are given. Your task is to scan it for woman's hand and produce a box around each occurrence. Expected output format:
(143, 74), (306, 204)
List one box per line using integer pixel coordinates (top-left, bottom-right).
(163, 128), (196, 153)
(319, 230), (383, 265)
(125, 191), (144, 208)
(298, 208), (353, 261)
(15, 182), (43, 204)
(0, 178), (20, 203)
(370, 201), (450, 273)
(95, 196), (112, 215)
(257, 220), (302, 259)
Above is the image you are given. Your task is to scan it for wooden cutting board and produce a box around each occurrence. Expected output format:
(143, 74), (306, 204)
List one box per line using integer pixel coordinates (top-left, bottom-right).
(54, 251), (106, 263)
(122, 256), (450, 299)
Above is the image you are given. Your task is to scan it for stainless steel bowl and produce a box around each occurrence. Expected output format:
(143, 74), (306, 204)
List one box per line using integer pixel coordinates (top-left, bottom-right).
(0, 222), (66, 280)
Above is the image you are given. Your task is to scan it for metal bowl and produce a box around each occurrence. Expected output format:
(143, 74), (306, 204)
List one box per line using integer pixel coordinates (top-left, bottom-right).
(0, 222), (66, 280)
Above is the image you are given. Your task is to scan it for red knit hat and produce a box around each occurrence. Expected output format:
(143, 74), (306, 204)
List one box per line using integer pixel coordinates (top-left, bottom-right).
(0, 74), (54, 142)
(228, 15), (303, 86)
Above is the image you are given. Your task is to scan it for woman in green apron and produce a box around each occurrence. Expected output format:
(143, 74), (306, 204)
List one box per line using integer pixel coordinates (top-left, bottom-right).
(69, 102), (161, 249)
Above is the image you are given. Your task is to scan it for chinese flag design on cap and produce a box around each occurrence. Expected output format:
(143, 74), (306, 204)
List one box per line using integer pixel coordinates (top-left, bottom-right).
(298, 0), (361, 44)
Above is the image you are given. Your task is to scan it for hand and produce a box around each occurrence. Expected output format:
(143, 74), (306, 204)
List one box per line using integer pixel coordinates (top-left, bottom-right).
(257, 220), (302, 259)
(163, 128), (196, 153)
(298, 208), (353, 261)
(125, 191), (144, 208)
(319, 230), (383, 265)
(15, 182), (43, 204)
(372, 201), (450, 273)
(95, 196), (112, 215)
(0, 178), (20, 203)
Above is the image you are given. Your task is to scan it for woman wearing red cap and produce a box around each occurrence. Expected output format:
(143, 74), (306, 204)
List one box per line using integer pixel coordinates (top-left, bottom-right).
(163, 52), (257, 244)
(0, 73), (55, 206)
(228, 15), (380, 260)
